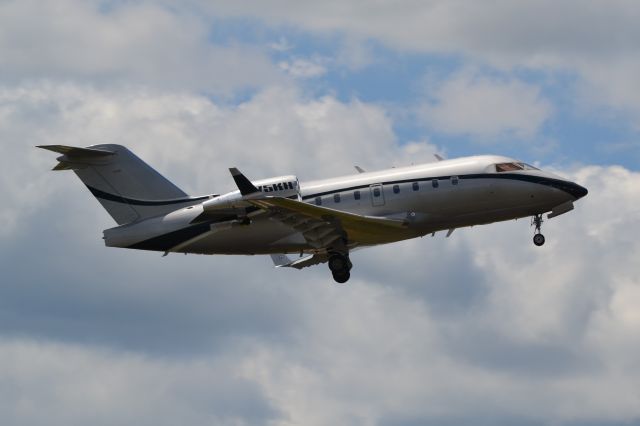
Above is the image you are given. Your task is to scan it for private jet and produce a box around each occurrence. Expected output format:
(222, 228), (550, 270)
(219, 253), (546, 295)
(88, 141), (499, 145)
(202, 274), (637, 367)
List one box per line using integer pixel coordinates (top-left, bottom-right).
(39, 144), (588, 283)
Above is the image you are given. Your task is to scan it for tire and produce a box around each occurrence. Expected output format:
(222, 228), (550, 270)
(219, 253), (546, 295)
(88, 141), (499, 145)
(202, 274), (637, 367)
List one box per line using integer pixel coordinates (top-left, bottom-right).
(533, 233), (545, 246)
(332, 271), (350, 284)
(328, 254), (348, 272)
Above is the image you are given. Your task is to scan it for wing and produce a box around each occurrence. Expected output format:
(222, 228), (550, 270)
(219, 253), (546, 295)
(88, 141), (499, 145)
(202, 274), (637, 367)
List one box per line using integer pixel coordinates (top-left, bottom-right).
(249, 196), (410, 247)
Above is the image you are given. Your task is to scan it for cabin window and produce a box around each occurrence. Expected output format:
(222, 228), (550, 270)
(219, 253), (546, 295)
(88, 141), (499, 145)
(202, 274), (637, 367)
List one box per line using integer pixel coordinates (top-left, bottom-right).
(315, 196), (322, 206)
(432, 179), (439, 188)
(451, 176), (459, 185)
(412, 182), (419, 191)
(393, 184), (400, 194)
(354, 190), (361, 200)
(373, 187), (381, 197)
(334, 193), (341, 203)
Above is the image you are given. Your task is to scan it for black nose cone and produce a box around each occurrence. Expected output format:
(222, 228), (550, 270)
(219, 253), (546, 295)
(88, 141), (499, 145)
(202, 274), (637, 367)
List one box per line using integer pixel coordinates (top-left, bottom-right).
(565, 182), (588, 200)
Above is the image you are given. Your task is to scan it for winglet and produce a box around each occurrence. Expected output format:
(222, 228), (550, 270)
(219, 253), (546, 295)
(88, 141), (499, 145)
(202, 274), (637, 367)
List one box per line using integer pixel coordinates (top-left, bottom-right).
(354, 165), (366, 173)
(434, 154), (444, 162)
(229, 168), (259, 196)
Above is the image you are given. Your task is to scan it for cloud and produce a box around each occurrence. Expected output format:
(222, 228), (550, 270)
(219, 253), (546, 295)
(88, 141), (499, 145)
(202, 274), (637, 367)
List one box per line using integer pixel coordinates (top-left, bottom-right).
(420, 70), (552, 140)
(335, 37), (376, 71)
(278, 58), (328, 78)
(203, 0), (640, 65)
(0, 81), (439, 350)
(199, 0), (640, 122)
(572, 57), (640, 128)
(269, 37), (294, 52)
(0, 80), (443, 244)
(4, 0), (639, 123)
(0, 1), (638, 423)
(0, 0), (282, 92)
(0, 339), (279, 426)
(239, 164), (640, 425)
(3, 77), (640, 424)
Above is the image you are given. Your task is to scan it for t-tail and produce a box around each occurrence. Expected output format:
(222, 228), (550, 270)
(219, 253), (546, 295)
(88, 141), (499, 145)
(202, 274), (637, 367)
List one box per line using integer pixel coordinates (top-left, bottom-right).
(37, 144), (208, 224)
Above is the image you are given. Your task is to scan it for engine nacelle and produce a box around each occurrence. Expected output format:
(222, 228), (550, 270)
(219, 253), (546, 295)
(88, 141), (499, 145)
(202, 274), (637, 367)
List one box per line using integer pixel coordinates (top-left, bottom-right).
(253, 175), (300, 197)
(201, 175), (300, 211)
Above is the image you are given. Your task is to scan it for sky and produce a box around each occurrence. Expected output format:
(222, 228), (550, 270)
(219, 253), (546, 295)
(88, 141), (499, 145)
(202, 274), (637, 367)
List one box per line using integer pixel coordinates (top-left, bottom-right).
(1, 1), (640, 425)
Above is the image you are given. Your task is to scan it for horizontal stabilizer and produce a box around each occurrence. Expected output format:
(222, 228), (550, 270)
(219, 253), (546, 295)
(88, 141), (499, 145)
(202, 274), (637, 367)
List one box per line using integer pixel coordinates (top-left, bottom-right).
(37, 145), (115, 158)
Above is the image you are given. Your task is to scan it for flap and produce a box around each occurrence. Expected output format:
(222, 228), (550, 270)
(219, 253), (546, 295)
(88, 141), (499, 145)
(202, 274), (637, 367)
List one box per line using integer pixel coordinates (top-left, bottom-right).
(250, 196), (408, 230)
(270, 253), (329, 269)
(249, 196), (409, 246)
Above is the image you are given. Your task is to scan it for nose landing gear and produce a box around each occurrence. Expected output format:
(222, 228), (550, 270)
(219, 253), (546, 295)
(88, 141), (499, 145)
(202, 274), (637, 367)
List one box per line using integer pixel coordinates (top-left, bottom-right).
(328, 252), (352, 283)
(531, 214), (545, 246)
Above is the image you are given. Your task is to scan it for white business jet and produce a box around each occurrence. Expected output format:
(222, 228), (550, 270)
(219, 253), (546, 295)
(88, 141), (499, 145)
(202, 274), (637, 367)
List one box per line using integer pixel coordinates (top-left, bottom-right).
(39, 144), (587, 283)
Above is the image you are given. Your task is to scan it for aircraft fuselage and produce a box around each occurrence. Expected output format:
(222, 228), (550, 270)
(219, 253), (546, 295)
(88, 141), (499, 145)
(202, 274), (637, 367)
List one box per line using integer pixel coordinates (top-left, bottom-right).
(103, 155), (587, 255)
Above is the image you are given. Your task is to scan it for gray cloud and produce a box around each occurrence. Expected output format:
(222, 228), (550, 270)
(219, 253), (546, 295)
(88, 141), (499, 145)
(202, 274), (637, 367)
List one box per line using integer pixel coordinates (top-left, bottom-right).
(0, 192), (307, 356)
(197, 0), (640, 121)
(203, 0), (640, 61)
(419, 69), (553, 141)
(0, 83), (437, 357)
(1, 27), (639, 425)
(0, 0), (282, 92)
(0, 339), (281, 426)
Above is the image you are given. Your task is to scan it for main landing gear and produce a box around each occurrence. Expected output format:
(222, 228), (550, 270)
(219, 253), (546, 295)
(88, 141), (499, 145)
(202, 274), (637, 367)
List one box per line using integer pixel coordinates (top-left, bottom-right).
(531, 214), (546, 246)
(328, 252), (352, 283)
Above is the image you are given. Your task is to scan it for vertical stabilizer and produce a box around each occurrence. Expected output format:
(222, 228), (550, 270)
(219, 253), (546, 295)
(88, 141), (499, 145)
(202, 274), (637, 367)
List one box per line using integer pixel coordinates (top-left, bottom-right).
(38, 144), (207, 224)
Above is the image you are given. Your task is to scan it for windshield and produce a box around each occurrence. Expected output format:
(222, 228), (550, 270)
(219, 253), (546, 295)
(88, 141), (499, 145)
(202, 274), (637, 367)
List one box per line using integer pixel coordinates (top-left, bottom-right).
(495, 162), (539, 172)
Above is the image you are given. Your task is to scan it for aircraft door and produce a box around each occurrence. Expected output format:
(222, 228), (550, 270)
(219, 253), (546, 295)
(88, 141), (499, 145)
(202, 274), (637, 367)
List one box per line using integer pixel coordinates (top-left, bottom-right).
(370, 183), (385, 206)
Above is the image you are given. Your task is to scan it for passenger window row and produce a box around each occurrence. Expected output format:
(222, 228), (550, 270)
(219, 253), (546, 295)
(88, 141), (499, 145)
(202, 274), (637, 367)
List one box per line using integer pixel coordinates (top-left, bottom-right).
(313, 177), (459, 205)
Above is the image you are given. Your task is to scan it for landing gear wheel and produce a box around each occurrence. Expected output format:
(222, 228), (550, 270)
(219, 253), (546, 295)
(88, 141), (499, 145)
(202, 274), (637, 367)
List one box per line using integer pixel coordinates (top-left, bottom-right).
(328, 252), (352, 283)
(531, 214), (546, 247)
(328, 254), (349, 273)
(332, 271), (350, 284)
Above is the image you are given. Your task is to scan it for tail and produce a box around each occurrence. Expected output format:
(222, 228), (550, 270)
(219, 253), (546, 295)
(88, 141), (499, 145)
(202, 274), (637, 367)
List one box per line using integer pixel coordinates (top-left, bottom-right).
(38, 144), (208, 225)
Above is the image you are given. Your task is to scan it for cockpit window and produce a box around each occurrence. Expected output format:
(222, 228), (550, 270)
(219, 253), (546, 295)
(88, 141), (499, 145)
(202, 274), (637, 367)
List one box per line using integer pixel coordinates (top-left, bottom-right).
(495, 162), (540, 172)
(495, 162), (524, 172)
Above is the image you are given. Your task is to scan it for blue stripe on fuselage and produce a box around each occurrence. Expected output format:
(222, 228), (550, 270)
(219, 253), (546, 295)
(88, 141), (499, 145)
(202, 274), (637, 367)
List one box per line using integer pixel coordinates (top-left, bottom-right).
(86, 185), (209, 206)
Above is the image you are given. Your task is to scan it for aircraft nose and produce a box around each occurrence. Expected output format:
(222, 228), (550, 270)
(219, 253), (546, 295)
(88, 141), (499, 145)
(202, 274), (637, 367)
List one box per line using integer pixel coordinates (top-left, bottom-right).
(560, 181), (588, 200)
(573, 182), (588, 199)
